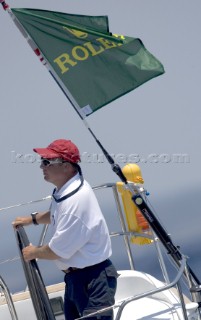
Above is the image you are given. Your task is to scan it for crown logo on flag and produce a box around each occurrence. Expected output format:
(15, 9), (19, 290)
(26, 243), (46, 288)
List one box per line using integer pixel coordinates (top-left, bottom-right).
(63, 26), (88, 38)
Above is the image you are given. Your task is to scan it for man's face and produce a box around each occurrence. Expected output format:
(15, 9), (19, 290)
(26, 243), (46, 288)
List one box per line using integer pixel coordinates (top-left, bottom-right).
(40, 158), (69, 184)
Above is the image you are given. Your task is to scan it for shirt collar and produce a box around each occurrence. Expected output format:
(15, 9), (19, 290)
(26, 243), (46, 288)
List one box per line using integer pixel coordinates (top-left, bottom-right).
(54, 172), (80, 197)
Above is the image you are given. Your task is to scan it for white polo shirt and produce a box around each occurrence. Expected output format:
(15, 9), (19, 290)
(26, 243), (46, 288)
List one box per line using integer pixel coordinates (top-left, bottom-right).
(48, 173), (112, 270)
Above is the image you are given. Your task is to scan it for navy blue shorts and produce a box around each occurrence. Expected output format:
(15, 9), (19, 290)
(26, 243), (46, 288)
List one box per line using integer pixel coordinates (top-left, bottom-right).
(64, 259), (118, 320)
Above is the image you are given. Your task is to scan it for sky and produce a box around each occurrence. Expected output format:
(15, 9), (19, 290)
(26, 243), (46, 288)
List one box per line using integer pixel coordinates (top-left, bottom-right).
(1, 0), (201, 293)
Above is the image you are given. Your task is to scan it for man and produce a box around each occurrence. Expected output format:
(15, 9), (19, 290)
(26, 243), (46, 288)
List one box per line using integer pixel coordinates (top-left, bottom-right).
(13, 139), (118, 320)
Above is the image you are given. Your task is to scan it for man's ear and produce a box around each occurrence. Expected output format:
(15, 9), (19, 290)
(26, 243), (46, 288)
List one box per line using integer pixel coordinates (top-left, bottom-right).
(63, 162), (75, 172)
(62, 162), (69, 172)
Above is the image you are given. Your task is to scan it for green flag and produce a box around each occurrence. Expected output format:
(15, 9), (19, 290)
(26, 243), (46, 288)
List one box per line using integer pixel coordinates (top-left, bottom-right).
(12, 8), (165, 116)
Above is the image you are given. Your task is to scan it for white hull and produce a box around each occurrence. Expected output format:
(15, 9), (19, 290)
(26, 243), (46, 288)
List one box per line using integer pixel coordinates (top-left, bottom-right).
(0, 270), (199, 319)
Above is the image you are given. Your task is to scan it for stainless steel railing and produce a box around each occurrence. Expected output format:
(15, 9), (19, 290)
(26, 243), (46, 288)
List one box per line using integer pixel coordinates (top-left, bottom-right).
(74, 255), (190, 320)
(0, 275), (18, 320)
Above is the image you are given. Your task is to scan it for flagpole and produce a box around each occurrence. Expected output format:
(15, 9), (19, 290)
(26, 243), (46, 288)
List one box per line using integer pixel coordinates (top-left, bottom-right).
(0, 0), (128, 184)
(2, 0), (201, 294)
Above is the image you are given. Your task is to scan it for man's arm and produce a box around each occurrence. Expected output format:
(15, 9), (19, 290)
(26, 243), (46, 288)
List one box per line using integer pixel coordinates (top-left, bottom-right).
(12, 211), (51, 228)
(12, 211), (60, 261)
(22, 244), (60, 261)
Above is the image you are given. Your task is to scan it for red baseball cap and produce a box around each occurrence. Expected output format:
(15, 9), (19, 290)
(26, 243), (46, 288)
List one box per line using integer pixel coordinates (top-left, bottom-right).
(33, 139), (81, 163)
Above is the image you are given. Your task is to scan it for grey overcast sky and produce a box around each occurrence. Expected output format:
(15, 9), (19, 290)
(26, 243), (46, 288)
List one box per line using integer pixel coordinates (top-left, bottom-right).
(1, 0), (201, 196)
(1, 0), (201, 292)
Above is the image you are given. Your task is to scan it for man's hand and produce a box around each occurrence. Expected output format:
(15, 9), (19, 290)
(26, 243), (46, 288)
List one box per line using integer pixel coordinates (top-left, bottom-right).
(22, 244), (37, 261)
(12, 216), (32, 228)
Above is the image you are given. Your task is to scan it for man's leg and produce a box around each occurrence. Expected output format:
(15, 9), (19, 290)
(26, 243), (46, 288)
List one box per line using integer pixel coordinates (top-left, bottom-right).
(83, 261), (118, 320)
(64, 261), (118, 320)
(64, 272), (89, 319)
(64, 274), (82, 320)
